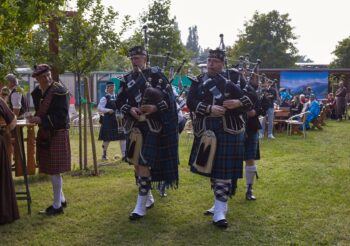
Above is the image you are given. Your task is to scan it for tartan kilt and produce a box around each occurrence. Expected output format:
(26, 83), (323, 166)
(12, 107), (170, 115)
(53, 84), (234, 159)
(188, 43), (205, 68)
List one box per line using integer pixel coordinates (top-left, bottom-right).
(244, 130), (260, 161)
(151, 105), (179, 186)
(37, 129), (71, 175)
(189, 117), (245, 180)
(98, 114), (125, 141)
(126, 100), (179, 187)
(131, 121), (160, 167)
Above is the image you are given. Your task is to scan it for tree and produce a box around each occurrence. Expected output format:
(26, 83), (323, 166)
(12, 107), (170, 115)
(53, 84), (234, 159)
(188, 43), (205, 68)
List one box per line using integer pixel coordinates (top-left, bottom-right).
(60, 0), (132, 77)
(20, 25), (52, 68)
(186, 26), (200, 58)
(296, 55), (314, 63)
(97, 49), (130, 71)
(0, 0), (65, 80)
(60, 0), (132, 172)
(139, 0), (190, 69)
(197, 47), (210, 64)
(227, 10), (299, 68)
(330, 36), (350, 68)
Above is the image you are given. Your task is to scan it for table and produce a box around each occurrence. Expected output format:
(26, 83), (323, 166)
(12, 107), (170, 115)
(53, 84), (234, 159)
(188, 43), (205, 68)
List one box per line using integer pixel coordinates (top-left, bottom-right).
(14, 121), (36, 176)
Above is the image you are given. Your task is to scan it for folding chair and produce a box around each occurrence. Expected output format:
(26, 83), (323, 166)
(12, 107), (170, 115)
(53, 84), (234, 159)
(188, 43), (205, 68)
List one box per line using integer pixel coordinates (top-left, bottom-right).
(286, 112), (309, 138)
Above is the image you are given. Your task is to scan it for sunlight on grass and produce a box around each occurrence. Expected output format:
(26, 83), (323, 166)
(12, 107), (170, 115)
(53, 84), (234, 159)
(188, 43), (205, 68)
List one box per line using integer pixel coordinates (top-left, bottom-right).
(1, 120), (349, 245)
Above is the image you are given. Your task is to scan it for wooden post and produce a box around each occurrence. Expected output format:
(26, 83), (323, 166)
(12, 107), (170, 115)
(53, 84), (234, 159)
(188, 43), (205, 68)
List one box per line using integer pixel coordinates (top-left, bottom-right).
(83, 79), (88, 170)
(85, 77), (98, 175)
(48, 16), (59, 82)
(77, 74), (83, 170)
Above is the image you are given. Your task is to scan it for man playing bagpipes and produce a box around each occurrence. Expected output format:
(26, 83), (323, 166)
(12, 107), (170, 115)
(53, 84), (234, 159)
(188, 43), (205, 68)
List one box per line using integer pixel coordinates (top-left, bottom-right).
(116, 46), (179, 220)
(187, 48), (257, 228)
(243, 73), (267, 201)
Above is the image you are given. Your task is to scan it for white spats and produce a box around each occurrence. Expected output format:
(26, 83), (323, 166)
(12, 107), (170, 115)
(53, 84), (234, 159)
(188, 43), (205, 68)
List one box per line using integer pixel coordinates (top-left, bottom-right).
(131, 194), (148, 216)
(213, 199), (228, 223)
(146, 190), (155, 208)
(206, 204), (214, 214)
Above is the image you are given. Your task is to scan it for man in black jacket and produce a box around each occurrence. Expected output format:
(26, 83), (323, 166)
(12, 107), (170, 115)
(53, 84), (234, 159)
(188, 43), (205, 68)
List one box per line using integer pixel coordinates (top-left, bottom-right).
(29, 64), (71, 216)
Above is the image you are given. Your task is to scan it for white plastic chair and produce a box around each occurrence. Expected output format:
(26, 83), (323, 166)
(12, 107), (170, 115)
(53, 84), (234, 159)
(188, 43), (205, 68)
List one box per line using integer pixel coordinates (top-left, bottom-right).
(285, 111), (309, 138)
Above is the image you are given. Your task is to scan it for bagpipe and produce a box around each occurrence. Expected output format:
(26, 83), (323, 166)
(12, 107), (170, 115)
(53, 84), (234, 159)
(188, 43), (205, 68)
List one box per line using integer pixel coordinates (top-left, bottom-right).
(214, 36), (279, 115)
(136, 25), (187, 107)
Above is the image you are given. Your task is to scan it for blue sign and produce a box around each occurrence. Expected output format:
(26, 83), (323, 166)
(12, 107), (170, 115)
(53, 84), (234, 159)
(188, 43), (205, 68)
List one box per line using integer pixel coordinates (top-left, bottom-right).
(280, 71), (329, 99)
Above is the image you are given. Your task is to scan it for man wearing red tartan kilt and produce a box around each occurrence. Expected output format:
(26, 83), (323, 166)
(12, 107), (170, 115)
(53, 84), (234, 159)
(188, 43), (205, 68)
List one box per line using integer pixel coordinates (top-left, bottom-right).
(29, 64), (70, 216)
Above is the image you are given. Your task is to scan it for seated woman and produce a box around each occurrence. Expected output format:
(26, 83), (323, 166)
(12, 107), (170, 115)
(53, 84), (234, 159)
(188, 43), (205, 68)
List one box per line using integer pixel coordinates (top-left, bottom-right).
(290, 95), (303, 116)
(303, 94), (320, 130)
(0, 97), (19, 225)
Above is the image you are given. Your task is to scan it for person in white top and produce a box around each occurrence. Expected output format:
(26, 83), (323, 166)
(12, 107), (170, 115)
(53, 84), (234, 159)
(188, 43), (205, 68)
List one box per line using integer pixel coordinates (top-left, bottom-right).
(98, 82), (126, 160)
(4, 74), (24, 117)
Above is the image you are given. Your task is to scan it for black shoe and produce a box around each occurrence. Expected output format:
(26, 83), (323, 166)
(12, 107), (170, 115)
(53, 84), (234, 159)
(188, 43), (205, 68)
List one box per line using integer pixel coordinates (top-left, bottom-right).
(39, 205), (64, 216)
(129, 213), (144, 220)
(213, 219), (228, 228)
(61, 201), (67, 208)
(203, 210), (214, 216)
(246, 184), (256, 201)
(158, 183), (167, 197)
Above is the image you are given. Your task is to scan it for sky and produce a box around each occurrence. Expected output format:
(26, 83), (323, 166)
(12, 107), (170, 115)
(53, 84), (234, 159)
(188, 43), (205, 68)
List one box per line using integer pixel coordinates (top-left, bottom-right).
(100, 0), (350, 64)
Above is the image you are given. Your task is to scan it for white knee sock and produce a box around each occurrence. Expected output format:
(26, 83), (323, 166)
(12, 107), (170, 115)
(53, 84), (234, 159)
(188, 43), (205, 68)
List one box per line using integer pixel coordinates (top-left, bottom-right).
(51, 175), (62, 209)
(245, 165), (257, 190)
(103, 141), (110, 151)
(119, 140), (126, 158)
(60, 178), (66, 203)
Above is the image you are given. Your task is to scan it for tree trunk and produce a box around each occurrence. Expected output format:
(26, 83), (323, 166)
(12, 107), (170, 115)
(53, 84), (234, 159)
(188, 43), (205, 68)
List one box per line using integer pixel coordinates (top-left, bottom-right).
(83, 79), (88, 170)
(84, 77), (98, 175)
(77, 74), (83, 170)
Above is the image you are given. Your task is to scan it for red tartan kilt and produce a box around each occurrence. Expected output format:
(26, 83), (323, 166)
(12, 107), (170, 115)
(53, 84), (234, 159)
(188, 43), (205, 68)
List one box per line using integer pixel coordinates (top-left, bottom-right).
(37, 130), (71, 175)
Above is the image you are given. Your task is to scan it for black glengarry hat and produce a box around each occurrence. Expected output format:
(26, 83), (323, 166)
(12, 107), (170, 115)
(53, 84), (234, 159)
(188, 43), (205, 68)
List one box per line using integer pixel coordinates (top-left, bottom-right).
(106, 81), (115, 86)
(32, 64), (51, 78)
(128, 46), (147, 57)
(208, 48), (225, 62)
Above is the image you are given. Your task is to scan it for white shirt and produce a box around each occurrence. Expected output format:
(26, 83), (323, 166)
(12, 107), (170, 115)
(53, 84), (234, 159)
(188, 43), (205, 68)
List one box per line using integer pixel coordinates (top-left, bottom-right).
(10, 87), (22, 109)
(98, 93), (116, 114)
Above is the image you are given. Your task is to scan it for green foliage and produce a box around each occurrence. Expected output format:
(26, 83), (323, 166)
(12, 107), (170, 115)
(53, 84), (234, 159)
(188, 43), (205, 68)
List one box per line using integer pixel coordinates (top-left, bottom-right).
(186, 26), (200, 58)
(97, 49), (131, 72)
(296, 55), (314, 63)
(97, 32), (144, 72)
(330, 36), (350, 68)
(228, 10), (299, 68)
(0, 0), (65, 81)
(60, 0), (133, 77)
(20, 25), (51, 69)
(139, 0), (190, 69)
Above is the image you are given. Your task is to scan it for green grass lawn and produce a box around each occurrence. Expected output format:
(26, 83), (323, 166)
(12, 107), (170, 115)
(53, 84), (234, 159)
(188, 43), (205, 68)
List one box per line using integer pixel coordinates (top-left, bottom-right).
(1, 120), (350, 245)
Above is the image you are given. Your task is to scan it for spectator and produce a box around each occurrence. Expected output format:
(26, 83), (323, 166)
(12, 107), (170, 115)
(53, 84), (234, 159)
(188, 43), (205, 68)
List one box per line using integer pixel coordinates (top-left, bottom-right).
(335, 81), (347, 121)
(290, 95), (303, 116)
(303, 94), (320, 130)
(4, 74), (26, 117)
